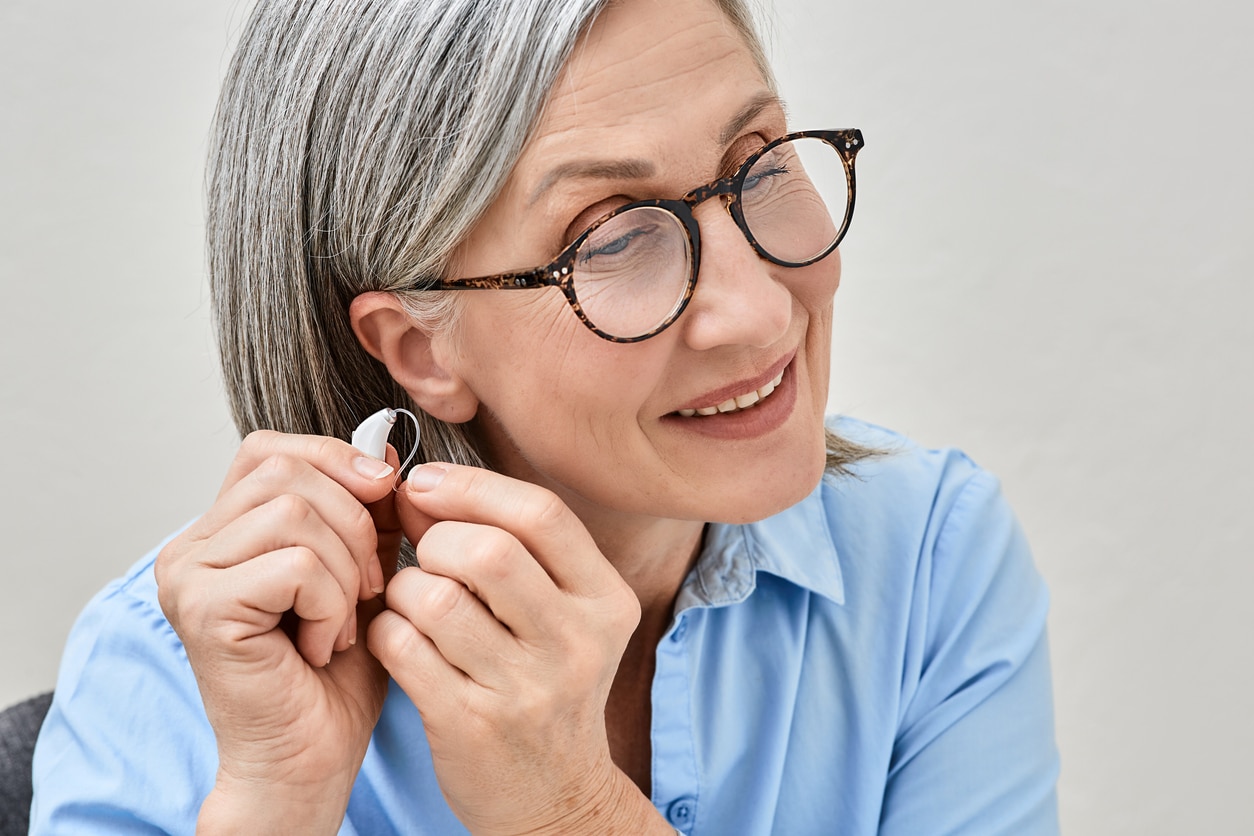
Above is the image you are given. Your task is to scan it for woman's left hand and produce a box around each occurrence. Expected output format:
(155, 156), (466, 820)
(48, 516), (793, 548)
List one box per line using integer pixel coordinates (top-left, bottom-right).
(367, 462), (666, 835)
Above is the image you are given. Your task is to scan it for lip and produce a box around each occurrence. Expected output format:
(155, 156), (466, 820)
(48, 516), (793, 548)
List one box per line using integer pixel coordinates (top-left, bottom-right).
(675, 349), (797, 413)
(661, 350), (800, 441)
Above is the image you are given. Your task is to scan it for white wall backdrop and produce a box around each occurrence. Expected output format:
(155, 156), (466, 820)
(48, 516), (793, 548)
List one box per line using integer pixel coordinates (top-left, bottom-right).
(2, 1), (1250, 833)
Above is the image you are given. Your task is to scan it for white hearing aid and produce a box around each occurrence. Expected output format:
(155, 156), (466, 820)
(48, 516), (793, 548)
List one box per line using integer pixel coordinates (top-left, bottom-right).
(351, 408), (400, 460)
(351, 407), (422, 475)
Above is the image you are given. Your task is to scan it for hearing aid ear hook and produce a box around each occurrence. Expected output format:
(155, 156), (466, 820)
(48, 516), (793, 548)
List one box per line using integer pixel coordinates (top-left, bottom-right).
(350, 407), (422, 489)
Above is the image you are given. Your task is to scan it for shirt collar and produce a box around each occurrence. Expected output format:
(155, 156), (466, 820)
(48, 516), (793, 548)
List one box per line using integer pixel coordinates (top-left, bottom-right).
(674, 478), (845, 614)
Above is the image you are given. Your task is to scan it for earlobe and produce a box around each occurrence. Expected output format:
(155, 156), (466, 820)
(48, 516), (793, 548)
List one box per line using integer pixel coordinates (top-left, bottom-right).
(349, 292), (480, 423)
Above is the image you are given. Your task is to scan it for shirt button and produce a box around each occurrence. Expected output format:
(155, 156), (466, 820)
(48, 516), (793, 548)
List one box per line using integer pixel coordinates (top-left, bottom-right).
(667, 796), (697, 830)
(670, 617), (688, 642)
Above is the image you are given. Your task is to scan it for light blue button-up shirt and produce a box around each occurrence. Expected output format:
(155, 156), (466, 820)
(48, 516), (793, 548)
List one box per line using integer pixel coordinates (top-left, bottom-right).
(32, 419), (1059, 833)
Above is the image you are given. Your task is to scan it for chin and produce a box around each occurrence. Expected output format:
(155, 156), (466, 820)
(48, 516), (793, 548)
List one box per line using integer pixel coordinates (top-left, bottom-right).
(703, 438), (828, 525)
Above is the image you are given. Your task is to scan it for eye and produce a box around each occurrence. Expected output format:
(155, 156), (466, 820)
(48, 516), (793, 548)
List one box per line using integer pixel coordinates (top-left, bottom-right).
(577, 218), (664, 266)
(585, 229), (643, 258)
(743, 162), (789, 193)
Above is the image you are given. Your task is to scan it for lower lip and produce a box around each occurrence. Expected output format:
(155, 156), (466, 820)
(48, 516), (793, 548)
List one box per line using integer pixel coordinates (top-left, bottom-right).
(661, 359), (799, 441)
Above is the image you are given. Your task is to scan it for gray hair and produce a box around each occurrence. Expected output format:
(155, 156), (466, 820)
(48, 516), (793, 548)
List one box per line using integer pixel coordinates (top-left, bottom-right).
(208, 0), (871, 475)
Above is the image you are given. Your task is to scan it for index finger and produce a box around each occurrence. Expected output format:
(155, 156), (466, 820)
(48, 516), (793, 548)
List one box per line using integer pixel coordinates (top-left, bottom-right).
(399, 463), (614, 597)
(221, 430), (400, 506)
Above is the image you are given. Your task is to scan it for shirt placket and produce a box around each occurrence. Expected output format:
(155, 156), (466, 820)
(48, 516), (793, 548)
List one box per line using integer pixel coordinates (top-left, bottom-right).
(651, 608), (702, 834)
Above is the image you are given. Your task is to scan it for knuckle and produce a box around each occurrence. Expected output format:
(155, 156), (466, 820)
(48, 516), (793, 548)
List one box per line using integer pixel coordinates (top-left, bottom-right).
(154, 540), (191, 620)
(461, 527), (517, 579)
(311, 434), (344, 466)
(340, 560), (362, 597)
(153, 540), (179, 584)
(417, 576), (466, 623)
(368, 613), (421, 664)
(239, 429), (280, 457)
(254, 452), (302, 487)
(283, 545), (321, 576)
(269, 493), (314, 527)
(611, 603), (642, 639)
(525, 488), (569, 536)
(347, 502), (377, 550)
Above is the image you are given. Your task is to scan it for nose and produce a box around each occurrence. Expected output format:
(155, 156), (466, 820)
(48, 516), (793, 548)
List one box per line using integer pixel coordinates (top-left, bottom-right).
(678, 200), (792, 351)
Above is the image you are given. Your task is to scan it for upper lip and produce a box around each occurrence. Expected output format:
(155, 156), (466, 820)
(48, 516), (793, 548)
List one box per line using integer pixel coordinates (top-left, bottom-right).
(676, 349), (797, 412)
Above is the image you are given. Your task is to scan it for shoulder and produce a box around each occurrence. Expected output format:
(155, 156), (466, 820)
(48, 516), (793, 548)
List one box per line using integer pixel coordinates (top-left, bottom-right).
(821, 416), (1017, 579)
(54, 529), (189, 688)
(817, 415), (1048, 657)
(818, 419), (1059, 832)
(31, 526), (213, 833)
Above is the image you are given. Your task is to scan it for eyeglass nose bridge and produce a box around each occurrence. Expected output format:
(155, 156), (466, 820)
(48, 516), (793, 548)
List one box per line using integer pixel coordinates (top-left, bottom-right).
(677, 172), (766, 272)
(681, 175), (742, 215)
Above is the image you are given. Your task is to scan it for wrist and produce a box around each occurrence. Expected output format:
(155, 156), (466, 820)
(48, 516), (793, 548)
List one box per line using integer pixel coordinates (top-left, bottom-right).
(514, 767), (674, 836)
(197, 771), (353, 836)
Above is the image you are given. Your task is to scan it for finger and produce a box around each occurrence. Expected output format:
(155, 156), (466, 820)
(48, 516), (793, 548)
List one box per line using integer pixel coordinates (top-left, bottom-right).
(413, 520), (558, 638)
(367, 607), (470, 719)
(188, 451), (389, 601)
(219, 430), (401, 506)
(394, 483), (441, 566)
(226, 546), (352, 668)
(322, 599), (390, 716)
(401, 464), (614, 597)
(365, 445), (404, 592)
(198, 494), (364, 646)
(383, 566), (515, 687)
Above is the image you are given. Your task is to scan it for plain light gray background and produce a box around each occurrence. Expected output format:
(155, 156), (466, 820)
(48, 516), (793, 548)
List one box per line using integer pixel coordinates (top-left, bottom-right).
(2, 0), (1251, 832)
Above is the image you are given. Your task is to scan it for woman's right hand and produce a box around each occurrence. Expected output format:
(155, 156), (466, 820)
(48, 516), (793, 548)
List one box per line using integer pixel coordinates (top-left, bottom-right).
(154, 430), (403, 834)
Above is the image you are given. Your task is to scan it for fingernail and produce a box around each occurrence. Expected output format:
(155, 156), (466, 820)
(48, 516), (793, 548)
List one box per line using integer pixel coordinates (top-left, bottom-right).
(407, 463), (449, 491)
(368, 558), (385, 595)
(353, 456), (395, 480)
(347, 610), (358, 646)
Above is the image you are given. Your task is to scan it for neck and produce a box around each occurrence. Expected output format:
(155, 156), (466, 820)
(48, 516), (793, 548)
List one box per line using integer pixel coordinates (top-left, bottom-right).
(572, 501), (705, 626)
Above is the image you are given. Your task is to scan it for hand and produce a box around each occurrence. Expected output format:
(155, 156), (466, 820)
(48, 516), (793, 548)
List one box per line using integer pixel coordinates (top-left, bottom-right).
(154, 431), (403, 833)
(369, 463), (668, 835)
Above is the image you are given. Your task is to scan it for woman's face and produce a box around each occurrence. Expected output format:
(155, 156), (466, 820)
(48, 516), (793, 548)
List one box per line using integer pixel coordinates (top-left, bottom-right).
(442, 0), (840, 527)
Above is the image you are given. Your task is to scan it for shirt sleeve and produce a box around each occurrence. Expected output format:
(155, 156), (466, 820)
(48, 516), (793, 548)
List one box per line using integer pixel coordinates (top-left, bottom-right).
(878, 469), (1060, 835)
(30, 554), (217, 834)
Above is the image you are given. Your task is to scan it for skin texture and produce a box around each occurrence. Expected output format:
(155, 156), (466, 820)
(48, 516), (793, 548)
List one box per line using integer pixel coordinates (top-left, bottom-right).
(157, 0), (843, 833)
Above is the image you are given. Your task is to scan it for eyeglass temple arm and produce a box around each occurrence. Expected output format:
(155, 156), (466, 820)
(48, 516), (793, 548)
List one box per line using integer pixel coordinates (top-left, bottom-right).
(418, 268), (563, 292)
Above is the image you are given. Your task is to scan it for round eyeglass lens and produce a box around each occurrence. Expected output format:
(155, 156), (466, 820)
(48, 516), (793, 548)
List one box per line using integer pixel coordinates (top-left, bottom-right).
(740, 136), (850, 266)
(571, 206), (692, 339)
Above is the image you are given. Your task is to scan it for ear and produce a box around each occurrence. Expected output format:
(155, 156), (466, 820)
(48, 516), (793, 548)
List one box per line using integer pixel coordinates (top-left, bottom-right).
(349, 292), (479, 423)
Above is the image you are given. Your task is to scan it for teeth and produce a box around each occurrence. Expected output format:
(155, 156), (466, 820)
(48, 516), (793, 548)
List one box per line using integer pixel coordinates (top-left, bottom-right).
(676, 370), (785, 418)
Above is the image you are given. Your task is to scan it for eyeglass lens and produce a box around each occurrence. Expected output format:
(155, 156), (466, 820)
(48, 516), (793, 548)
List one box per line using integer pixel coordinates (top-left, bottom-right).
(571, 136), (848, 339)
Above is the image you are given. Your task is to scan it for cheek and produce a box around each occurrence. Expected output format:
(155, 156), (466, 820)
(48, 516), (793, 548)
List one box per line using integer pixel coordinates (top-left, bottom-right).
(457, 290), (668, 424)
(800, 249), (842, 308)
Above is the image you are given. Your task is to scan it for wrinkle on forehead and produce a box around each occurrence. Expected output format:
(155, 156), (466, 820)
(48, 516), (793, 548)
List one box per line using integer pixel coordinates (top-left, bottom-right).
(538, 3), (759, 146)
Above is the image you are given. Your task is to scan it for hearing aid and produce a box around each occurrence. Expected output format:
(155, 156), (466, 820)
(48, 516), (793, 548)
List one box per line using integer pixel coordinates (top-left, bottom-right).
(351, 407), (422, 477)
(351, 408), (400, 460)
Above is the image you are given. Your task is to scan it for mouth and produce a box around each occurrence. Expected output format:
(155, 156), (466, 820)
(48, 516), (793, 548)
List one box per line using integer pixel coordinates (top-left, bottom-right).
(674, 368), (786, 417)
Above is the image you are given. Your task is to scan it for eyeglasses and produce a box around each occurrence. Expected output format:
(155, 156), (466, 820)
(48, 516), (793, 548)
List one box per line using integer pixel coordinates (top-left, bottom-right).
(414, 129), (864, 342)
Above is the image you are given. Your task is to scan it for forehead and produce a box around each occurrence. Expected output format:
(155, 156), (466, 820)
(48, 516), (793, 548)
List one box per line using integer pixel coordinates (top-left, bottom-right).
(519, 0), (772, 181)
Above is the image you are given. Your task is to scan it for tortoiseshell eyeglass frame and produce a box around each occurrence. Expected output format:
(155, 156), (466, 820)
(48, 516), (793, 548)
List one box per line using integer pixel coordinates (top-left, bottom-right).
(412, 128), (864, 343)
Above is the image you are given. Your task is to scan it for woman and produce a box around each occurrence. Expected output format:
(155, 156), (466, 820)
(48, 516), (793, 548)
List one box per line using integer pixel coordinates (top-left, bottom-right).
(31, 0), (1059, 832)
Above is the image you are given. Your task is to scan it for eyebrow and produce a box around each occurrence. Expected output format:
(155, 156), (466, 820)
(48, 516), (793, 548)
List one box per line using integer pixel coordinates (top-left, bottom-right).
(527, 91), (787, 206)
(717, 91), (787, 145)
(529, 158), (656, 205)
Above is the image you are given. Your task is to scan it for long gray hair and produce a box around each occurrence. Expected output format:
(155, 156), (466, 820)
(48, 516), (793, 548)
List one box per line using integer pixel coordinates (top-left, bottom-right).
(208, 0), (870, 474)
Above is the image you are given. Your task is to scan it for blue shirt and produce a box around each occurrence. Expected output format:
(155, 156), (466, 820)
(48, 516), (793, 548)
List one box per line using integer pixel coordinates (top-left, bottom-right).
(31, 419), (1059, 834)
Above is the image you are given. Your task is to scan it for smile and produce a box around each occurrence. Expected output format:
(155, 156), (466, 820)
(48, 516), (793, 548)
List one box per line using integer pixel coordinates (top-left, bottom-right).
(675, 370), (786, 417)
